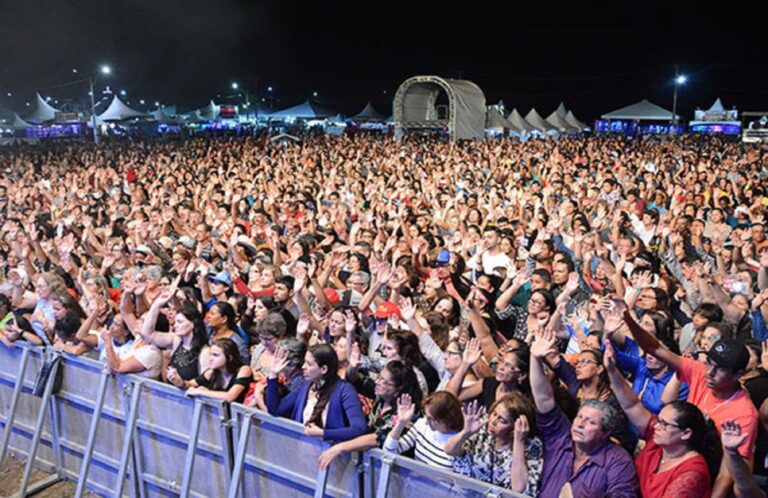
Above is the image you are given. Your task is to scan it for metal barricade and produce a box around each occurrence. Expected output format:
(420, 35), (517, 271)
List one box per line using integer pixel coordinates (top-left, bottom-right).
(49, 352), (135, 498)
(126, 376), (233, 498)
(0, 343), (59, 480)
(227, 403), (364, 498)
(365, 448), (525, 498)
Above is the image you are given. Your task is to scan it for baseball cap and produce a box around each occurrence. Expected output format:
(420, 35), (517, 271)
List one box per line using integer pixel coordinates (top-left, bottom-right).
(208, 271), (232, 287)
(374, 301), (401, 319)
(436, 250), (451, 264)
(707, 338), (749, 372)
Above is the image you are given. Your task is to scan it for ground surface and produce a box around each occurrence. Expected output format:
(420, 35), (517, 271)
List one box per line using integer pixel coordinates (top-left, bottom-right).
(0, 455), (99, 498)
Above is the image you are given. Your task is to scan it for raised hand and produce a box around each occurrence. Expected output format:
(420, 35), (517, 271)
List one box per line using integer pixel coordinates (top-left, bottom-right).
(462, 338), (482, 366)
(396, 393), (416, 424)
(399, 296), (416, 322)
(297, 313), (310, 337)
(720, 419), (748, 454)
(344, 310), (357, 334)
(513, 415), (530, 446)
(270, 347), (290, 377)
(564, 272), (580, 293)
(530, 328), (556, 359)
(602, 338), (617, 371)
(462, 401), (487, 435)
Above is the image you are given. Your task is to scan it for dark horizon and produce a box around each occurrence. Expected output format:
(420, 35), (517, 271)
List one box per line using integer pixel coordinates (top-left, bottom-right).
(1, 0), (767, 122)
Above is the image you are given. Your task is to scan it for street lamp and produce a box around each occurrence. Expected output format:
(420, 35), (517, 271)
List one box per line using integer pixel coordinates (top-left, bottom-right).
(89, 65), (111, 145)
(671, 67), (686, 131)
(231, 82), (239, 90)
(312, 91), (318, 98)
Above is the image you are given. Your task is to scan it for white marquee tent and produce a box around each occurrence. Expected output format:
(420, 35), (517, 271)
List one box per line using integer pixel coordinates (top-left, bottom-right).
(351, 102), (384, 121)
(97, 95), (148, 122)
(506, 108), (537, 134)
(565, 110), (589, 130)
(525, 108), (559, 133)
(269, 100), (335, 120)
(601, 99), (680, 121)
(25, 93), (60, 123)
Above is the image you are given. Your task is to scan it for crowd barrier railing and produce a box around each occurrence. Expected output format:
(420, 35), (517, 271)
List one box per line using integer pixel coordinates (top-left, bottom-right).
(0, 342), (525, 498)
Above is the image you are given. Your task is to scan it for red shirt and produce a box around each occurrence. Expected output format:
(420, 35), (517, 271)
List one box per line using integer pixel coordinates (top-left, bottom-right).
(635, 420), (711, 498)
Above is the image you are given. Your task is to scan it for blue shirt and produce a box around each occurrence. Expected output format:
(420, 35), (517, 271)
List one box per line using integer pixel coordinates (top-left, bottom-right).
(615, 337), (689, 415)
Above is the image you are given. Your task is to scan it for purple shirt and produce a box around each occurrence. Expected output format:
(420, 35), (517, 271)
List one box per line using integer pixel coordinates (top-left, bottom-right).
(538, 407), (639, 498)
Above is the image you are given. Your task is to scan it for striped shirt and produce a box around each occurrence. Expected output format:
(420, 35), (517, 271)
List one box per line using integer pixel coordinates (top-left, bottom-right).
(383, 417), (457, 470)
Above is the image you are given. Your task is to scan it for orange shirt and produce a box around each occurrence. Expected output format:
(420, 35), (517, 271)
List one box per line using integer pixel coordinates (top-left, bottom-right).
(679, 357), (758, 459)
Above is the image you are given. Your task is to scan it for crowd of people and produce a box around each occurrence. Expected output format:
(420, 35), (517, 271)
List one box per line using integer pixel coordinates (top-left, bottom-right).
(1, 132), (768, 497)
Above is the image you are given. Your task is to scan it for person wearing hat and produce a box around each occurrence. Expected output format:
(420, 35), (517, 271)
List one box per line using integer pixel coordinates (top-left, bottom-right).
(623, 309), (758, 497)
(200, 268), (232, 312)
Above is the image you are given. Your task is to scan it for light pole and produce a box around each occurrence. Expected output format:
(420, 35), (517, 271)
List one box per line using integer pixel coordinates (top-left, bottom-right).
(89, 65), (111, 144)
(671, 66), (686, 133)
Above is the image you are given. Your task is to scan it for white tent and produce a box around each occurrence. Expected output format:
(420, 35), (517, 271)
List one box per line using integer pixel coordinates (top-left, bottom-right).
(152, 108), (180, 125)
(328, 113), (347, 124)
(25, 93), (60, 123)
(351, 102), (384, 121)
(97, 95), (148, 122)
(554, 102), (568, 119)
(11, 113), (35, 130)
(269, 100), (335, 119)
(601, 99), (680, 121)
(546, 110), (577, 132)
(485, 108), (511, 132)
(198, 100), (220, 121)
(180, 110), (206, 123)
(506, 108), (537, 134)
(565, 110), (589, 130)
(525, 108), (559, 133)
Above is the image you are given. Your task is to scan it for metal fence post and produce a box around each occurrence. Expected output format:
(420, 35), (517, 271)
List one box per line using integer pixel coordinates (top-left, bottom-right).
(179, 399), (204, 498)
(226, 412), (252, 498)
(374, 452), (396, 498)
(113, 379), (143, 498)
(74, 372), (109, 498)
(313, 442), (331, 498)
(17, 352), (62, 497)
(0, 347), (29, 468)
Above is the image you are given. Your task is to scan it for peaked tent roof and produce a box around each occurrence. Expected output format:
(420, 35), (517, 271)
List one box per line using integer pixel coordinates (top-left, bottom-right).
(11, 112), (36, 130)
(525, 108), (559, 132)
(180, 110), (206, 123)
(486, 108), (511, 130)
(328, 113), (346, 123)
(351, 102), (384, 121)
(707, 98), (726, 113)
(25, 93), (60, 123)
(555, 102), (568, 119)
(506, 108), (537, 133)
(97, 95), (148, 122)
(564, 110), (589, 130)
(198, 100), (219, 120)
(152, 108), (180, 124)
(268, 100), (335, 119)
(546, 110), (577, 131)
(601, 99), (680, 121)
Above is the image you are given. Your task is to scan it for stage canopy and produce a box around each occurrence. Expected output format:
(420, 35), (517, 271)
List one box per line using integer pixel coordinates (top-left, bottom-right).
(394, 75), (486, 141)
(601, 99), (680, 121)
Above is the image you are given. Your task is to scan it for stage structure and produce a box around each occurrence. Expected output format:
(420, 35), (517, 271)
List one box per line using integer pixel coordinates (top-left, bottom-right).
(393, 76), (486, 141)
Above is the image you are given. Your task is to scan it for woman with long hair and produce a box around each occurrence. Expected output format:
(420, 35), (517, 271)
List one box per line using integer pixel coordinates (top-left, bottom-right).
(317, 360), (424, 470)
(204, 301), (250, 364)
(604, 340), (718, 498)
(138, 281), (208, 382)
(176, 338), (252, 403)
(265, 344), (366, 442)
(445, 393), (543, 495)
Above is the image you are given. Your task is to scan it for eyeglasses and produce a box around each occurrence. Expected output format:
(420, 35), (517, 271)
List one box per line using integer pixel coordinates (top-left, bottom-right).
(445, 349), (463, 356)
(529, 298), (546, 307)
(575, 359), (598, 366)
(375, 376), (395, 388)
(655, 417), (682, 430)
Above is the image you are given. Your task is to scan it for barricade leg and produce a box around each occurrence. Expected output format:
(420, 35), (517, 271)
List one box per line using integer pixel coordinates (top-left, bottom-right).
(313, 443), (331, 498)
(113, 380), (143, 498)
(17, 354), (62, 497)
(179, 399), (204, 498)
(0, 347), (30, 469)
(74, 372), (109, 498)
(374, 453), (395, 498)
(226, 413), (252, 498)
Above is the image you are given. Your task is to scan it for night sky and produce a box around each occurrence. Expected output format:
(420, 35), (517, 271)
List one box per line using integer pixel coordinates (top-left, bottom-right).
(1, 0), (767, 121)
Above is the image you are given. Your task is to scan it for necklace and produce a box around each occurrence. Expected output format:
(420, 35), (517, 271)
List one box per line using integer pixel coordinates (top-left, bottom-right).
(702, 390), (740, 418)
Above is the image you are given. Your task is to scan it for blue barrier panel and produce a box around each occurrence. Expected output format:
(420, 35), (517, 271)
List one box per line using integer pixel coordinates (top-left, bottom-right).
(365, 448), (525, 498)
(128, 377), (233, 498)
(0, 343), (58, 473)
(228, 403), (363, 498)
(51, 352), (134, 498)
